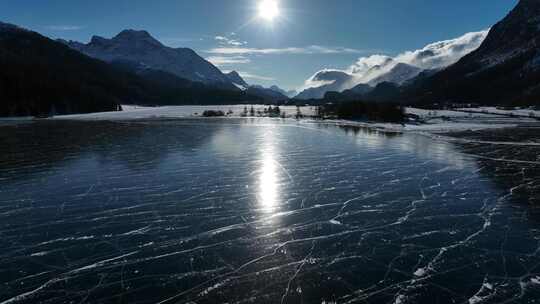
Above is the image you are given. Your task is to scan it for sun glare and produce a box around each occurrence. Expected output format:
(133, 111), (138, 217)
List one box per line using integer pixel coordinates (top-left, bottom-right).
(258, 0), (280, 22)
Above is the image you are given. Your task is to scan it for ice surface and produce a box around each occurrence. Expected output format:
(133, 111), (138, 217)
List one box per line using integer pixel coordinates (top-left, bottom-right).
(0, 119), (539, 303)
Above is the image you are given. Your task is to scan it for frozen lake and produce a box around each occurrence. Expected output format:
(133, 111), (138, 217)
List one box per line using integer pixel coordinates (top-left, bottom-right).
(0, 118), (539, 303)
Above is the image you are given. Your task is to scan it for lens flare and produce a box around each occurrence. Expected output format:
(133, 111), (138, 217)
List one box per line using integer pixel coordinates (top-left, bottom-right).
(258, 0), (280, 22)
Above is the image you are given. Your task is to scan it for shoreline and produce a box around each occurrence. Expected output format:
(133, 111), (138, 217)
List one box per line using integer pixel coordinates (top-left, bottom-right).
(1, 105), (538, 135)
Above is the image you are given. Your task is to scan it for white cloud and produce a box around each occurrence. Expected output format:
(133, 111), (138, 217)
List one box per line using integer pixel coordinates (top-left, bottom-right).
(299, 30), (489, 92)
(159, 37), (204, 47)
(347, 55), (394, 75)
(215, 35), (246, 46)
(236, 71), (275, 81)
(348, 30), (489, 82)
(206, 55), (251, 66)
(162, 37), (202, 43)
(394, 30), (488, 69)
(206, 45), (366, 55)
(45, 25), (84, 31)
(302, 69), (349, 90)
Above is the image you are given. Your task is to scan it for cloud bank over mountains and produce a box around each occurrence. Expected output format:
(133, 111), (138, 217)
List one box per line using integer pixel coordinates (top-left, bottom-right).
(298, 30), (489, 96)
(390, 30), (488, 70)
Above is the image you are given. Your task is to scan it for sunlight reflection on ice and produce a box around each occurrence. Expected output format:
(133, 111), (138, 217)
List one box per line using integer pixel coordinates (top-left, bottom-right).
(257, 130), (280, 213)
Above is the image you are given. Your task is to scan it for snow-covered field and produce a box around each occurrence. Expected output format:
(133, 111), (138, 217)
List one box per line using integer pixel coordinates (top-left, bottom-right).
(54, 105), (317, 120)
(401, 107), (538, 132)
(322, 119), (521, 133)
(322, 107), (537, 133)
(457, 106), (540, 118)
(406, 108), (498, 118)
(0, 105), (534, 134)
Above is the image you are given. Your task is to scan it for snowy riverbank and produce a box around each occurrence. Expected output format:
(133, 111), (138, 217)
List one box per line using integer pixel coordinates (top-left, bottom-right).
(52, 105), (317, 120)
(2, 105), (537, 134)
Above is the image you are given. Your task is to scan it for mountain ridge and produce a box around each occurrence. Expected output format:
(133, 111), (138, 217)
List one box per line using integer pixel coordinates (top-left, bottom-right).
(224, 71), (289, 101)
(0, 21), (262, 117)
(225, 71), (249, 89)
(295, 30), (488, 100)
(62, 29), (234, 87)
(401, 0), (540, 105)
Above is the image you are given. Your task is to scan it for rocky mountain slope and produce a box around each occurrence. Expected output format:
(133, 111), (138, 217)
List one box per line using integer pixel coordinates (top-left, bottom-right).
(405, 0), (540, 105)
(225, 71), (289, 101)
(62, 30), (233, 87)
(225, 71), (249, 89)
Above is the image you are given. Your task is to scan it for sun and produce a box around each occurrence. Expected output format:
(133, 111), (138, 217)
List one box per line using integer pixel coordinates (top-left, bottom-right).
(258, 0), (280, 22)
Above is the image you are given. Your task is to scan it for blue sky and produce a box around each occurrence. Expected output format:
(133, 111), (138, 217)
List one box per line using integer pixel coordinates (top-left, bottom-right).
(0, 0), (518, 90)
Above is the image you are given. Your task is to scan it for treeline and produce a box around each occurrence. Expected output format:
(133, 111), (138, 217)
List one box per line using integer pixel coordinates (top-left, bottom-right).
(317, 100), (405, 123)
(0, 28), (131, 116)
(0, 25), (259, 117)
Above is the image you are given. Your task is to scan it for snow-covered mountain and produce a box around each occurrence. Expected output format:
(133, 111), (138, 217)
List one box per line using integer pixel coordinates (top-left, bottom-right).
(294, 63), (422, 100)
(295, 70), (356, 99)
(225, 71), (249, 89)
(295, 30), (488, 100)
(462, 0), (540, 69)
(368, 63), (422, 86)
(406, 0), (540, 105)
(61, 30), (232, 86)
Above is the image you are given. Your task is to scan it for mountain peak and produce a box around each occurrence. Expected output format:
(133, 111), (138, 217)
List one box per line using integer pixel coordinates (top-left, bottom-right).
(67, 30), (231, 85)
(227, 70), (241, 78)
(225, 71), (249, 88)
(295, 71), (355, 100)
(115, 29), (152, 40)
(90, 35), (108, 45)
(0, 21), (25, 33)
(112, 29), (163, 46)
(312, 70), (352, 82)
